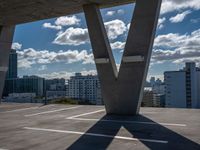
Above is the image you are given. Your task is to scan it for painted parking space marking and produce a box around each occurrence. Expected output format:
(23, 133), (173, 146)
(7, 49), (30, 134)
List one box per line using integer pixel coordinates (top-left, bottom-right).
(24, 127), (168, 144)
(67, 117), (186, 127)
(66, 109), (186, 127)
(67, 109), (105, 119)
(25, 106), (81, 117)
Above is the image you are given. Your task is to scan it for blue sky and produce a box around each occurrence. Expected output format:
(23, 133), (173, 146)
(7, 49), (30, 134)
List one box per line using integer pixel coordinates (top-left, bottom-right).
(12, 0), (200, 81)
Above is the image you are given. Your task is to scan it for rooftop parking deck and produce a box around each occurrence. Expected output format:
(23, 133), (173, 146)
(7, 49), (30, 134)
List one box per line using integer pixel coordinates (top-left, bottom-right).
(0, 103), (200, 150)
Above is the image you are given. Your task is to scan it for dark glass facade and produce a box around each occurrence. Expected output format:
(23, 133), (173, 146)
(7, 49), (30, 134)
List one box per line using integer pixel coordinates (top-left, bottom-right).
(6, 49), (17, 79)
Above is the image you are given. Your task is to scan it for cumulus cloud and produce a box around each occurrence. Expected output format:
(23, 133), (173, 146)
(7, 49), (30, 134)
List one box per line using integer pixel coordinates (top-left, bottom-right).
(12, 42), (22, 50)
(161, 0), (200, 14)
(37, 69), (97, 80)
(104, 19), (127, 40)
(43, 23), (62, 30)
(110, 41), (125, 50)
(37, 71), (74, 80)
(152, 28), (200, 65)
(53, 19), (127, 46)
(55, 15), (80, 26)
(169, 10), (191, 23)
(42, 15), (80, 30)
(17, 48), (94, 68)
(53, 27), (89, 46)
(158, 17), (166, 29)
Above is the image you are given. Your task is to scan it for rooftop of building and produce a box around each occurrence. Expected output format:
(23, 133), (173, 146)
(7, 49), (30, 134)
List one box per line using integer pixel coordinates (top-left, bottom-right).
(0, 103), (199, 150)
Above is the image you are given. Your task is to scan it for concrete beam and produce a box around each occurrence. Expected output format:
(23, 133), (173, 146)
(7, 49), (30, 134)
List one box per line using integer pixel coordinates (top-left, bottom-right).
(0, 25), (15, 103)
(84, 0), (161, 115)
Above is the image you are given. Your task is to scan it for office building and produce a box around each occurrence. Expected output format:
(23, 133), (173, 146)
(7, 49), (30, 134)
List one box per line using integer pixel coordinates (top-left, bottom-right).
(67, 73), (103, 105)
(164, 62), (200, 108)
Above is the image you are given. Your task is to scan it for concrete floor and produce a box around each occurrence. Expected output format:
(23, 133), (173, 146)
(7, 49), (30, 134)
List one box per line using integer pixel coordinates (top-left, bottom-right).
(0, 103), (199, 150)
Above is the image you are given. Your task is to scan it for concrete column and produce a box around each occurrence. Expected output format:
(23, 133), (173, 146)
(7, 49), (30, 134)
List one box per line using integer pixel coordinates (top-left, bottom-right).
(0, 26), (15, 103)
(83, 0), (161, 115)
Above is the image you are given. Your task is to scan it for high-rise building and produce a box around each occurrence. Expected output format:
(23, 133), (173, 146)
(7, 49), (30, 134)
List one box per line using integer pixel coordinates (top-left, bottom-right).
(164, 62), (200, 108)
(67, 73), (103, 105)
(6, 49), (17, 79)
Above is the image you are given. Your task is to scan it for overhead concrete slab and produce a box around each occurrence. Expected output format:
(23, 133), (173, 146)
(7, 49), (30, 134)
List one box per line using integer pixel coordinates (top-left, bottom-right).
(0, 0), (135, 25)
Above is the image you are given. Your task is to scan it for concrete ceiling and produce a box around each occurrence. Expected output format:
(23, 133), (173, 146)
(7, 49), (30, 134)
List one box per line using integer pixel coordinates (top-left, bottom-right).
(0, 0), (135, 25)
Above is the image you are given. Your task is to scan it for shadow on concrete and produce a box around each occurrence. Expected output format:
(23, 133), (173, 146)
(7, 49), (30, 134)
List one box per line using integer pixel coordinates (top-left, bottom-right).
(67, 115), (200, 150)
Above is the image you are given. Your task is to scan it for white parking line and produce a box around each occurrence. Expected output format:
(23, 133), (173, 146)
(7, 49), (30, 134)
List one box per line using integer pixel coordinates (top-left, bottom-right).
(25, 106), (81, 117)
(1, 106), (39, 113)
(24, 127), (168, 144)
(67, 109), (105, 119)
(67, 117), (186, 127)
(66, 109), (186, 127)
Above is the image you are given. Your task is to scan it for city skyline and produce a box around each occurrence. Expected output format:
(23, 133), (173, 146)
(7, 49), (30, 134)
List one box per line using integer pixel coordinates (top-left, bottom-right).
(11, 0), (200, 81)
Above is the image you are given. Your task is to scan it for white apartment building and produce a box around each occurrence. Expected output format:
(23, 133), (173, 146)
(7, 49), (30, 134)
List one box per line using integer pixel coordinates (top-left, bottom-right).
(164, 62), (200, 108)
(67, 73), (103, 105)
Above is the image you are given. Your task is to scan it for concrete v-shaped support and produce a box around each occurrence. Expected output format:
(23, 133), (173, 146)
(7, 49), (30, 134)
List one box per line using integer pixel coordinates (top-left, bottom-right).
(0, 26), (15, 103)
(83, 0), (161, 115)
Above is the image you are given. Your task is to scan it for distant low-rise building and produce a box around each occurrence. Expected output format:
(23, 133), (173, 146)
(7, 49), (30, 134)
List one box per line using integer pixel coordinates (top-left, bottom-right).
(142, 87), (165, 107)
(4, 93), (37, 103)
(3, 75), (45, 97)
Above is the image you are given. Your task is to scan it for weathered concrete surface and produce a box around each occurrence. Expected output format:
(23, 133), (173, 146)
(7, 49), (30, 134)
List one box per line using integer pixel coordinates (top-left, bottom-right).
(84, 0), (161, 115)
(0, 103), (200, 150)
(0, 26), (15, 102)
(0, 0), (135, 25)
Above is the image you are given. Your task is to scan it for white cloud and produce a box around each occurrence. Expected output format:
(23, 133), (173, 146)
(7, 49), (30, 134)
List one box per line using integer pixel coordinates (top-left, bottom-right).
(104, 19), (127, 40)
(17, 48), (94, 68)
(37, 71), (74, 80)
(81, 70), (97, 76)
(12, 42), (22, 50)
(53, 19), (127, 46)
(53, 27), (89, 46)
(106, 9), (125, 16)
(127, 23), (131, 30)
(110, 41), (125, 50)
(161, 0), (200, 14)
(169, 10), (191, 23)
(152, 28), (200, 65)
(158, 17), (166, 29)
(37, 69), (97, 80)
(117, 9), (125, 15)
(43, 23), (62, 30)
(106, 11), (116, 16)
(55, 15), (80, 26)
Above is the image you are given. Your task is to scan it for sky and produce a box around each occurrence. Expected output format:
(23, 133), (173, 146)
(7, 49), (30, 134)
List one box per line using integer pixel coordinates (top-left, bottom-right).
(12, 0), (200, 81)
